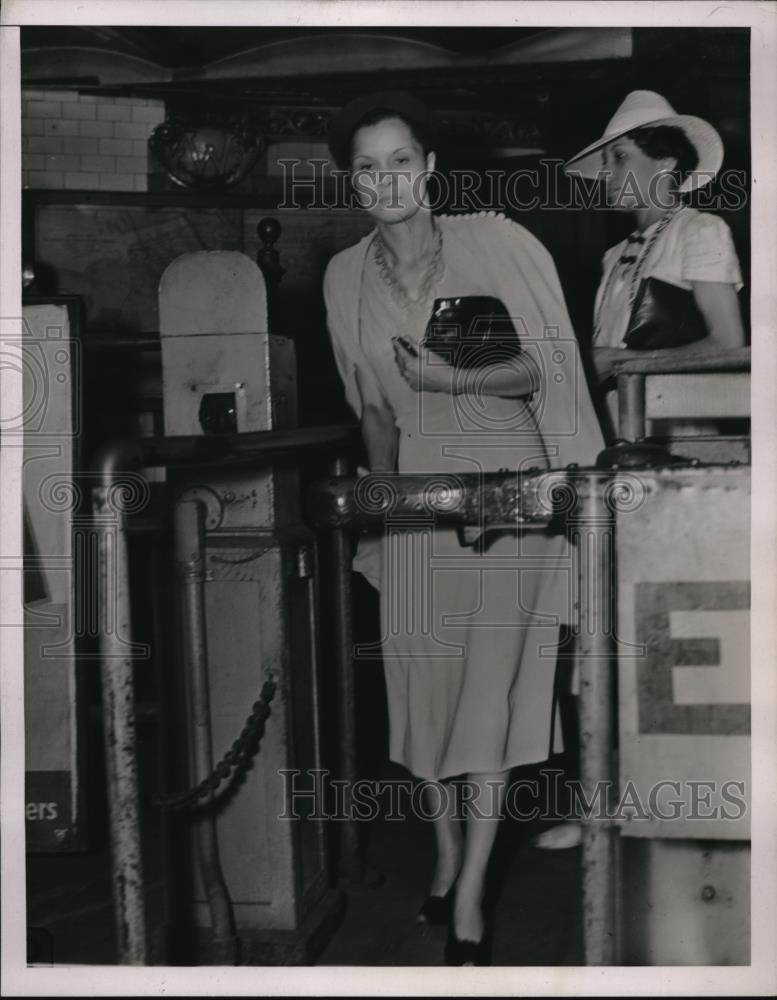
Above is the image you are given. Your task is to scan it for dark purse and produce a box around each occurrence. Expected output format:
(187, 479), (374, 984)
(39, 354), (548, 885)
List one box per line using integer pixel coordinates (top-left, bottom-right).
(422, 295), (521, 369)
(623, 276), (708, 350)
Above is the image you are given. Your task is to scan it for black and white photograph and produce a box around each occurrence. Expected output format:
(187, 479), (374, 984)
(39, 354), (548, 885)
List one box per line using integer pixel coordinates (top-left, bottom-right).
(1, 1), (775, 995)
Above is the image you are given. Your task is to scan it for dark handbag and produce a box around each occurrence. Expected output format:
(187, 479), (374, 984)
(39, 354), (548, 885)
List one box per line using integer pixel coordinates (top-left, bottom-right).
(422, 295), (521, 369)
(623, 276), (708, 350)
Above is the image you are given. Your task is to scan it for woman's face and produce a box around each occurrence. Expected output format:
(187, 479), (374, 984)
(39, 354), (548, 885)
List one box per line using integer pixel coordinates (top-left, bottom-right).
(350, 116), (435, 223)
(601, 137), (674, 211)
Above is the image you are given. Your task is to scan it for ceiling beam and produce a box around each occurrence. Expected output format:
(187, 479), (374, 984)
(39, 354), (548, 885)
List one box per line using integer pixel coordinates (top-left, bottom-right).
(77, 26), (175, 66)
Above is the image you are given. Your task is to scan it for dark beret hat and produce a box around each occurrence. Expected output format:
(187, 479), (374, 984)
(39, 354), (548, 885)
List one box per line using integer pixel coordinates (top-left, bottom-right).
(327, 90), (435, 171)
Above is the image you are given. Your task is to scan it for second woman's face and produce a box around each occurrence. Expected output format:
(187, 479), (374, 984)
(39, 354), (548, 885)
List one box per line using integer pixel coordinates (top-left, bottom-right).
(601, 137), (672, 211)
(350, 117), (435, 223)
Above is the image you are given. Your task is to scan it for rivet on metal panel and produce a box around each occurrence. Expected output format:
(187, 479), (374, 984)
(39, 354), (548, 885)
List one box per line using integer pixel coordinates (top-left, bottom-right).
(701, 884), (716, 901)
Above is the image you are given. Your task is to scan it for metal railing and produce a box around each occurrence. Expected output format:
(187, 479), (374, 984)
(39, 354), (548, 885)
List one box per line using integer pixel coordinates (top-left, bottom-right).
(92, 425), (635, 966)
(308, 467), (620, 965)
(611, 346), (750, 441)
(91, 425), (357, 964)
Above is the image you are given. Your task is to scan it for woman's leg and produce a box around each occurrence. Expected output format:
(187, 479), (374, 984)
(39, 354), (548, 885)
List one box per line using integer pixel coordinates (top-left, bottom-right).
(426, 781), (463, 896)
(453, 769), (508, 941)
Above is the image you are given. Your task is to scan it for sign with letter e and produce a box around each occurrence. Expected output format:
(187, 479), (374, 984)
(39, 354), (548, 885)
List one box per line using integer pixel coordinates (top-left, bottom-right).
(615, 467), (750, 840)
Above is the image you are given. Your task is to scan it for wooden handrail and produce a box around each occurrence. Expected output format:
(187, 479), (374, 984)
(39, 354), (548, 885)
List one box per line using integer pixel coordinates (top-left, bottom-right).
(610, 346), (750, 376)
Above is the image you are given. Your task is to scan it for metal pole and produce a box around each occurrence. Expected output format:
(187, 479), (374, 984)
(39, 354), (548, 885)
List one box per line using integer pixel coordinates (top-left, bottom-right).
(617, 373), (646, 442)
(89, 427), (356, 959)
(94, 485), (148, 965)
(329, 455), (363, 882)
(91, 426), (358, 486)
(571, 471), (617, 965)
(174, 499), (238, 964)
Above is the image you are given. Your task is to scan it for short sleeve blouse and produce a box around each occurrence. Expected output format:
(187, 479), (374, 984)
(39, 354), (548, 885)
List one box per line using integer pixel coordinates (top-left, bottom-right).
(593, 207), (743, 349)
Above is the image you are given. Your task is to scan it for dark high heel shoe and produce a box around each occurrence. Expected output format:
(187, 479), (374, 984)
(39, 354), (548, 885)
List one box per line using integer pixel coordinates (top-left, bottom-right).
(444, 925), (492, 966)
(416, 885), (454, 927)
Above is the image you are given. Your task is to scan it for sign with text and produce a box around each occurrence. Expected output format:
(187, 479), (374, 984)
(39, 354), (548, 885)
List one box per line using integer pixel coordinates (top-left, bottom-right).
(616, 466), (750, 840)
(21, 301), (86, 852)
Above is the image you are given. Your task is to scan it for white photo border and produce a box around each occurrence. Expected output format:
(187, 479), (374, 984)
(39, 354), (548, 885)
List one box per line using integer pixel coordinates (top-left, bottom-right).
(1, 1), (775, 996)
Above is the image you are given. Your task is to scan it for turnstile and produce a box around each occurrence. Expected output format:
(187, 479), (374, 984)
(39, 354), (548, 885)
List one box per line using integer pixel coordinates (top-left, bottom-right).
(158, 252), (341, 962)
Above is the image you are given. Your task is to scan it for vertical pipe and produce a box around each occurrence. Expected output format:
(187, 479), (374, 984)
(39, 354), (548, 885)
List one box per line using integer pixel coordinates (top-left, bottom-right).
(330, 455), (362, 881)
(617, 373), (646, 442)
(148, 535), (172, 962)
(174, 499), (238, 965)
(303, 543), (328, 875)
(94, 485), (148, 965)
(571, 471), (617, 965)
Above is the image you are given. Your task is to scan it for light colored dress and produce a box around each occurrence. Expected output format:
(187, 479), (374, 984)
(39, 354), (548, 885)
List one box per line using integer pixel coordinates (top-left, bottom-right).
(324, 212), (603, 781)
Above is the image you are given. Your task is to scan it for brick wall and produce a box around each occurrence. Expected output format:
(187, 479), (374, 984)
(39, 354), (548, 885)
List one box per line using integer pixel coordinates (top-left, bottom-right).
(22, 89), (166, 191)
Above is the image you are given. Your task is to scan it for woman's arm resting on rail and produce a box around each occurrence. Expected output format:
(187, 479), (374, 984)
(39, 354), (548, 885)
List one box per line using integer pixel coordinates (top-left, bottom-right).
(593, 341), (731, 383)
(592, 281), (745, 383)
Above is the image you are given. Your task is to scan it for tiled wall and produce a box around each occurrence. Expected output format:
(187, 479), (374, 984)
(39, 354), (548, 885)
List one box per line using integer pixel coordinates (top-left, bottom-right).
(22, 89), (165, 191)
(22, 93), (339, 192)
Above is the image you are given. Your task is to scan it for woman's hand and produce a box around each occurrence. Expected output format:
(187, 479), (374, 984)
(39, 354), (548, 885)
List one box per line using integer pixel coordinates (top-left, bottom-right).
(393, 337), (456, 394)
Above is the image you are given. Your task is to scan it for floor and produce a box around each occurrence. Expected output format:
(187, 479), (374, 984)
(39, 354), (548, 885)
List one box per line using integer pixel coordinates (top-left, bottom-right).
(25, 755), (582, 968)
(317, 766), (583, 967)
(25, 577), (582, 968)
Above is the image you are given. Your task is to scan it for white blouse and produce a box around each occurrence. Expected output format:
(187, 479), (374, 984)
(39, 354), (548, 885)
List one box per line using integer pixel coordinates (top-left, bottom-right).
(593, 207), (743, 349)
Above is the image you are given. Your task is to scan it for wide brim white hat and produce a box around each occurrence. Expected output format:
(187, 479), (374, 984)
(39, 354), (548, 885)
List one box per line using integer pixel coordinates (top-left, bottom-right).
(564, 90), (724, 193)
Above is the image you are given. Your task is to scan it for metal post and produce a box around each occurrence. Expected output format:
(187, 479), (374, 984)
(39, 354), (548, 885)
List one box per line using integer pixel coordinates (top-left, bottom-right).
(570, 471), (617, 965)
(174, 499), (238, 964)
(618, 373), (646, 441)
(94, 485), (148, 965)
(329, 455), (363, 882)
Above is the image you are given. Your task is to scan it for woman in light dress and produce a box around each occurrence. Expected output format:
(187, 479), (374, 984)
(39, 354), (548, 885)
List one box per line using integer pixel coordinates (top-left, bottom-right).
(324, 91), (603, 964)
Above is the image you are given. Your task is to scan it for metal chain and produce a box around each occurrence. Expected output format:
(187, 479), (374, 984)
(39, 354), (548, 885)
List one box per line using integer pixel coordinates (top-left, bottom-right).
(153, 677), (277, 811)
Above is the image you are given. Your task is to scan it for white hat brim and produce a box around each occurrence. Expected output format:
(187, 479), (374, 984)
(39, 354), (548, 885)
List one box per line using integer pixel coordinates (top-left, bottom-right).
(564, 114), (724, 193)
